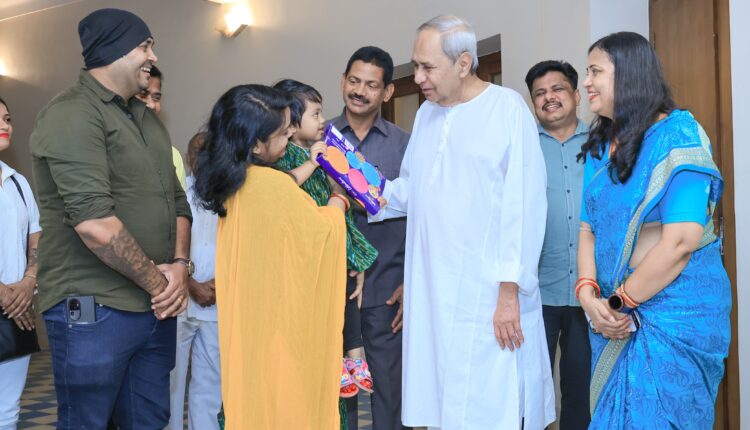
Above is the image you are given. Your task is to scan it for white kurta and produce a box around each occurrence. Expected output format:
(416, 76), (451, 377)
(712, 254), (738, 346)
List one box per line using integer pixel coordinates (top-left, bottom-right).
(372, 84), (555, 429)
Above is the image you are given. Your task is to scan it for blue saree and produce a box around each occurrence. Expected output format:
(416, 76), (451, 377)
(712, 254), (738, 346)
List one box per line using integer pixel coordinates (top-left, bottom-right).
(583, 110), (731, 429)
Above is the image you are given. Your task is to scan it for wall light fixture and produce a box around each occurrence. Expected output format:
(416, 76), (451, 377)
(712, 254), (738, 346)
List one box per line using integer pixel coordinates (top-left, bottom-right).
(207, 0), (252, 38)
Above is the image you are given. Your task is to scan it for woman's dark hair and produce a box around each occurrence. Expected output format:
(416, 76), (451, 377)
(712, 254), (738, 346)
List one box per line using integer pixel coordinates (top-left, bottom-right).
(272, 79), (322, 127)
(577, 31), (675, 183)
(0, 96), (8, 110)
(193, 84), (292, 217)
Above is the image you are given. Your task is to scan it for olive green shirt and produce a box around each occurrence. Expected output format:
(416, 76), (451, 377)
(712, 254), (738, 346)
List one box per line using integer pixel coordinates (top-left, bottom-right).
(30, 70), (192, 313)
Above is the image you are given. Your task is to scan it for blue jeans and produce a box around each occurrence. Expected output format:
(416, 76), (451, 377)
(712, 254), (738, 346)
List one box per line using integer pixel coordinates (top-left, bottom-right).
(43, 300), (176, 430)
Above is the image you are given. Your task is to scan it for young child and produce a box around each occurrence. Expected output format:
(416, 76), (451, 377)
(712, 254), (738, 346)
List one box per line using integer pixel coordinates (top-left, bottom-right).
(273, 79), (375, 400)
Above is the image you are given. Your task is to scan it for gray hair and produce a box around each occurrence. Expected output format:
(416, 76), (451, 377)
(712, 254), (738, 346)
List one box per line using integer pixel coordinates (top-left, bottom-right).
(418, 15), (479, 73)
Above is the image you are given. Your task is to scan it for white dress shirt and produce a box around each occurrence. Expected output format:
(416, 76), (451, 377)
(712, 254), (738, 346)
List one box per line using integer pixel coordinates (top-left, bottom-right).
(185, 175), (218, 321)
(0, 161), (41, 285)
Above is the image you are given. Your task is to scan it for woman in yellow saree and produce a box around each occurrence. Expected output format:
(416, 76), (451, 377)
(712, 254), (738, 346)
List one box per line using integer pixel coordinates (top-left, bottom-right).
(193, 85), (349, 429)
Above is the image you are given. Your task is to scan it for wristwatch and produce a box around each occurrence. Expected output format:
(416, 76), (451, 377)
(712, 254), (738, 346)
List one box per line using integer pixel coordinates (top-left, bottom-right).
(173, 258), (195, 277)
(607, 293), (634, 314)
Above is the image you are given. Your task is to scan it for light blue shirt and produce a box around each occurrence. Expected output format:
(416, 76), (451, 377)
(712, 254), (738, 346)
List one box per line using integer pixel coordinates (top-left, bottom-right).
(537, 120), (588, 306)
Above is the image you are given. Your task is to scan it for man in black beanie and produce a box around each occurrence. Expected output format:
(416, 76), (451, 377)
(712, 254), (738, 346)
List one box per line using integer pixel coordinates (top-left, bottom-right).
(30, 8), (193, 429)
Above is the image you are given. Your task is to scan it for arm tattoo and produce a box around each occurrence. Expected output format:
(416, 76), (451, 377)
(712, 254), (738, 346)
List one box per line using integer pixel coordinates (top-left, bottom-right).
(25, 247), (38, 271)
(85, 227), (166, 294)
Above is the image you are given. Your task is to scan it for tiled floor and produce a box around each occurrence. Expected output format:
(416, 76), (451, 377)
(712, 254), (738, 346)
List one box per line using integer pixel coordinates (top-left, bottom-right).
(19, 351), (373, 429)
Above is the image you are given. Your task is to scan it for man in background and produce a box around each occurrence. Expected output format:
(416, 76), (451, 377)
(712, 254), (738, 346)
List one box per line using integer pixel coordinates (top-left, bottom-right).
(525, 59), (591, 430)
(328, 46), (411, 430)
(167, 132), (222, 430)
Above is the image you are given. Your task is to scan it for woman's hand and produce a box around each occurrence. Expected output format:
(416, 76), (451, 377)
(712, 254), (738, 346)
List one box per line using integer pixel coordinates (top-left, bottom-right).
(13, 309), (36, 331)
(580, 294), (632, 340)
(309, 141), (326, 167)
(2, 277), (35, 319)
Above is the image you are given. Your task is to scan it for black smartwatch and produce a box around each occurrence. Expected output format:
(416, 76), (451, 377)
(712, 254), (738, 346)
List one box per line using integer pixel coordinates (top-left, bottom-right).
(608, 293), (634, 314)
(173, 258), (195, 277)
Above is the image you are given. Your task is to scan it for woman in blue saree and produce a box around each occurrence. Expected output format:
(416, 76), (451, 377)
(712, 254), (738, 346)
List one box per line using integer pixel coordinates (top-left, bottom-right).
(576, 32), (731, 429)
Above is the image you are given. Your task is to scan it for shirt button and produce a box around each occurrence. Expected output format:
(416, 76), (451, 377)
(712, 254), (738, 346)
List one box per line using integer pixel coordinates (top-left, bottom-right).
(158, 169), (162, 174)
(566, 189), (571, 193)
(569, 243), (573, 247)
(564, 165), (568, 169)
(568, 216), (572, 219)
(569, 270), (573, 274)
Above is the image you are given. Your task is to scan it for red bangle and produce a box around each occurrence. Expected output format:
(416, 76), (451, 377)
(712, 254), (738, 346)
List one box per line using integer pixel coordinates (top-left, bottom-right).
(618, 284), (640, 308)
(575, 281), (600, 301)
(329, 193), (350, 211)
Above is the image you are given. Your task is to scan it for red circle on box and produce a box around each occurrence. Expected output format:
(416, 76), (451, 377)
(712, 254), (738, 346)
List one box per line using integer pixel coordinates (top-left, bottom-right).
(348, 169), (368, 193)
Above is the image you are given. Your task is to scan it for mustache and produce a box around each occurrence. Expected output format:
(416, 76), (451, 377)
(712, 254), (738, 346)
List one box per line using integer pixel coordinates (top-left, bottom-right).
(348, 94), (369, 104)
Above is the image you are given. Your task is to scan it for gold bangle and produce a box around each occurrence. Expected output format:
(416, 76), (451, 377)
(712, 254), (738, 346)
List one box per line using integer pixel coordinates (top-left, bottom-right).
(23, 274), (37, 279)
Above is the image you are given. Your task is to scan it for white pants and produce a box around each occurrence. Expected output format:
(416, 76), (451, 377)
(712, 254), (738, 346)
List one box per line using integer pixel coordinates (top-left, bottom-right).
(166, 316), (222, 430)
(0, 355), (30, 430)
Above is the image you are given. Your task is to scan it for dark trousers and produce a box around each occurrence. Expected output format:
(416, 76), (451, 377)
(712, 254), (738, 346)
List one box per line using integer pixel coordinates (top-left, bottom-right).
(44, 300), (176, 430)
(542, 305), (591, 430)
(347, 304), (410, 430)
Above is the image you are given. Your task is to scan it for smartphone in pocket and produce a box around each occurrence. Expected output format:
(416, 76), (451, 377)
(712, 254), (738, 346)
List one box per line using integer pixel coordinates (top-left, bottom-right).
(66, 296), (97, 324)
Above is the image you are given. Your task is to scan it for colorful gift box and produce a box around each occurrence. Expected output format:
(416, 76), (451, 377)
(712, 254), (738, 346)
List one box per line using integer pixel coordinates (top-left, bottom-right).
(316, 124), (386, 215)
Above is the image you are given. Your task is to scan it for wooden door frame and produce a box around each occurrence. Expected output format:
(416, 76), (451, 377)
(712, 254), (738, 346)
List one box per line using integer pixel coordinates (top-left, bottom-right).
(650, 0), (738, 428)
(714, 0), (739, 428)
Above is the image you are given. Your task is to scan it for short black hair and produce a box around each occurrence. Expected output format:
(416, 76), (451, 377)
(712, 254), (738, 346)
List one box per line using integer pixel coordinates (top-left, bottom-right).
(149, 64), (162, 80)
(272, 79), (322, 127)
(344, 46), (394, 86)
(524, 60), (578, 94)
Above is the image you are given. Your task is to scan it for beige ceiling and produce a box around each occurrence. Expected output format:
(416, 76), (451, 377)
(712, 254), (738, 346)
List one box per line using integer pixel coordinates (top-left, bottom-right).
(0, 0), (84, 21)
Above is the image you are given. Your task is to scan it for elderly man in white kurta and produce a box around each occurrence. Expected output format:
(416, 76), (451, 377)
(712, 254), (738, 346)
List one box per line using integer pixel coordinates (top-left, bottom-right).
(371, 16), (555, 429)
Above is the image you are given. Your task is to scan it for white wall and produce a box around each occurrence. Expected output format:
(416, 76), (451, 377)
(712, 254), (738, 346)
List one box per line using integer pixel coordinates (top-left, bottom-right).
(730, 0), (749, 427)
(590, 0), (649, 42)
(0, 0), (591, 180)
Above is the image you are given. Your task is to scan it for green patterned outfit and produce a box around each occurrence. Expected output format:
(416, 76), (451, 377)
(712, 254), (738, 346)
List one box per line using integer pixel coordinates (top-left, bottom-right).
(276, 142), (377, 430)
(276, 142), (378, 272)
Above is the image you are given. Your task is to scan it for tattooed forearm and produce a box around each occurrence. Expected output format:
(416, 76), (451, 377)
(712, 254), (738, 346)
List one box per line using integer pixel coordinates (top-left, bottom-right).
(25, 247), (38, 272)
(76, 218), (166, 295)
(24, 232), (40, 277)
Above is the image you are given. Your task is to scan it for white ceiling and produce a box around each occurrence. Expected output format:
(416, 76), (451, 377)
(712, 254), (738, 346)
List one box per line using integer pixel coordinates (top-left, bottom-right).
(0, 0), (83, 21)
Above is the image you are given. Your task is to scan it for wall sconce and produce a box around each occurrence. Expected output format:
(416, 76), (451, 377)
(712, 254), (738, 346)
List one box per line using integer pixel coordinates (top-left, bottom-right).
(207, 1), (252, 38)
(0, 59), (7, 77)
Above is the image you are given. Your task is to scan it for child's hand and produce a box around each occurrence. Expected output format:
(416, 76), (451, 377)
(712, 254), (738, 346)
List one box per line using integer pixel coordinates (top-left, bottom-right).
(328, 175), (346, 195)
(309, 141), (327, 167)
(348, 270), (365, 309)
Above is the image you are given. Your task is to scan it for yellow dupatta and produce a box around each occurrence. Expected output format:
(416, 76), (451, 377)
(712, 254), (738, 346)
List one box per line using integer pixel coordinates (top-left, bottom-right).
(215, 166), (346, 429)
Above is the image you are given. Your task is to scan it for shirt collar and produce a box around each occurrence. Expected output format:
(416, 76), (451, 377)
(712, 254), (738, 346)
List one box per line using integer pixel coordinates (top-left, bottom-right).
(0, 160), (16, 183)
(79, 69), (119, 103)
(332, 109), (389, 138)
(537, 119), (589, 140)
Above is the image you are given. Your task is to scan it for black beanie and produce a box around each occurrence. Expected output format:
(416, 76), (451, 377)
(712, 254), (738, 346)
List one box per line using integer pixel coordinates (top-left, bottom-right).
(78, 8), (152, 70)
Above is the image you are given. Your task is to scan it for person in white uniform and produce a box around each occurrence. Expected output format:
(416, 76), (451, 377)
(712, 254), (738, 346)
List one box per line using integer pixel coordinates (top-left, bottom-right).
(167, 132), (222, 430)
(370, 16), (555, 430)
(0, 96), (41, 430)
